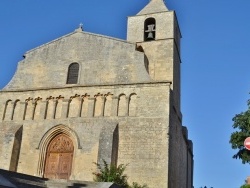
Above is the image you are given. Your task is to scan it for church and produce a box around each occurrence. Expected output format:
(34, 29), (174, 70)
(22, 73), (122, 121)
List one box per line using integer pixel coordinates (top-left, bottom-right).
(0, 0), (193, 187)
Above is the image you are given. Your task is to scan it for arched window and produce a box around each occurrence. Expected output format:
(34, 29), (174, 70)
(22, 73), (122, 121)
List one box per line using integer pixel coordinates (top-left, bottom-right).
(144, 18), (156, 41)
(67, 63), (79, 84)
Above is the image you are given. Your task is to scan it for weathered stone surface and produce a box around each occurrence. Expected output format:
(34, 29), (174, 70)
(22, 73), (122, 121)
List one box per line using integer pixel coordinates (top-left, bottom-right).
(0, 0), (193, 188)
(4, 32), (151, 91)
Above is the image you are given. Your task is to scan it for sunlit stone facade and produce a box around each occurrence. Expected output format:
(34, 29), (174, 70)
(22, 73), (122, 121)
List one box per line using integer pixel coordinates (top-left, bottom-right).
(0, 0), (193, 187)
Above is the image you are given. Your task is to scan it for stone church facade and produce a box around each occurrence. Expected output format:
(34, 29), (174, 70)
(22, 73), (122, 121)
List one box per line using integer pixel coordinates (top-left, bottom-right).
(0, 0), (193, 187)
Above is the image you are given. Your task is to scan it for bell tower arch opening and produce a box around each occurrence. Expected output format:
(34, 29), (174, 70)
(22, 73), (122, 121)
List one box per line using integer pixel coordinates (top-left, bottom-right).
(144, 18), (156, 41)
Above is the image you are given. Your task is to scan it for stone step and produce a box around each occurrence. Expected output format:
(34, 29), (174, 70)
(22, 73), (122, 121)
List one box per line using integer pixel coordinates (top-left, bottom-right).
(45, 179), (120, 188)
(0, 169), (121, 188)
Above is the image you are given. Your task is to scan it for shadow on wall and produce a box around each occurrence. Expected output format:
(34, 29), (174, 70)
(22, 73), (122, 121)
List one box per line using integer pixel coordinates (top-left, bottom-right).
(67, 183), (87, 187)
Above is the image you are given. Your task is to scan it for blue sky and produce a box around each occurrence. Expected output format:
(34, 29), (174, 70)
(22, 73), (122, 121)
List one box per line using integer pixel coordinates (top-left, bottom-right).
(0, 0), (250, 187)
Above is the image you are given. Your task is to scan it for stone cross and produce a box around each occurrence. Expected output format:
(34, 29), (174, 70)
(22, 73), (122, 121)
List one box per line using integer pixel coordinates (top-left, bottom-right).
(79, 23), (83, 29)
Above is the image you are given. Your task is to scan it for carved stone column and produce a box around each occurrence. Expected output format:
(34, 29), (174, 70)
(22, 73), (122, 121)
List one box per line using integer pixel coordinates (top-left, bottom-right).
(102, 97), (106, 117)
(39, 101), (47, 119)
(88, 97), (95, 117)
(20, 102), (27, 120)
(61, 99), (70, 118)
(80, 94), (90, 118)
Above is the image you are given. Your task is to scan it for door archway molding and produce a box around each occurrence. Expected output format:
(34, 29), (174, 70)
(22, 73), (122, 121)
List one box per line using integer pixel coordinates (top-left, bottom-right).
(37, 124), (81, 177)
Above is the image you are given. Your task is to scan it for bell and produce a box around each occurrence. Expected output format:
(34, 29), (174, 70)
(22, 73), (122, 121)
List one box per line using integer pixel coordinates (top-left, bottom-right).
(147, 24), (155, 31)
(147, 32), (154, 39)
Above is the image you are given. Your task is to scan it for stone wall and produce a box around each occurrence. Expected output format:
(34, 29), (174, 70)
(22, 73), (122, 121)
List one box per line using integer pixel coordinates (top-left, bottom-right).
(168, 95), (193, 188)
(0, 1), (194, 187)
(4, 31), (151, 91)
(0, 82), (173, 187)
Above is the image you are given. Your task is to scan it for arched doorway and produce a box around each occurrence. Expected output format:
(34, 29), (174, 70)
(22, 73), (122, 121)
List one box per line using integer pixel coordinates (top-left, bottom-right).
(44, 134), (74, 179)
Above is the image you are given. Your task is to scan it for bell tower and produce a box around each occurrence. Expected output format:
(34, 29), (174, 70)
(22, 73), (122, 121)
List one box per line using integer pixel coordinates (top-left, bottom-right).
(127, 0), (182, 112)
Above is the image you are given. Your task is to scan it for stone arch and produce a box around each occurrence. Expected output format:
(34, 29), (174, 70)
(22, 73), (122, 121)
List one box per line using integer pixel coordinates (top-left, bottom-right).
(80, 94), (89, 117)
(44, 134), (74, 179)
(24, 99), (34, 120)
(45, 97), (55, 120)
(128, 93), (138, 117)
(68, 95), (81, 118)
(33, 97), (43, 120)
(3, 100), (13, 121)
(37, 125), (81, 177)
(94, 93), (104, 117)
(55, 98), (63, 119)
(12, 100), (21, 120)
(104, 93), (113, 117)
(118, 94), (127, 116)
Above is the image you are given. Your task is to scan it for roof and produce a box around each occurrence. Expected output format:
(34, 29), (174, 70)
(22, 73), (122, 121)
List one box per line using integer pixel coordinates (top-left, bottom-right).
(137, 0), (169, 15)
(25, 28), (133, 56)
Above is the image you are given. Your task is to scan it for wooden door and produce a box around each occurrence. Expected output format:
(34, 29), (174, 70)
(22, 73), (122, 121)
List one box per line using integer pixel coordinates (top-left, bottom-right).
(44, 134), (74, 179)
